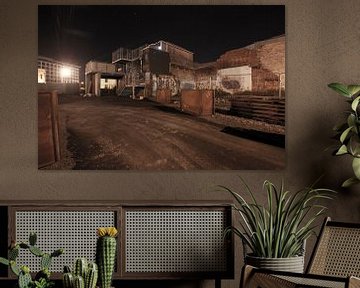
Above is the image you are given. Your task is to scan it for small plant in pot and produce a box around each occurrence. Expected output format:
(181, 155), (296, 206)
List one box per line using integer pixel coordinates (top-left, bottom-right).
(0, 232), (64, 288)
(220, 179), (335, 273)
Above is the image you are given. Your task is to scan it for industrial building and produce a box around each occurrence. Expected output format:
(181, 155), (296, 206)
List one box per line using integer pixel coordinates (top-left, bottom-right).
(85, 61), (123, 97)
(110, 40), (194, 98)
(84, 36), (285, 101)
(38, 56), (80, 94)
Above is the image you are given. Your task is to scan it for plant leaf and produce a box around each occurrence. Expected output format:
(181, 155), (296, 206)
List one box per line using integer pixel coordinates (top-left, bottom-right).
(336, 145), (348, 155)
(352, 157), (360, 179)
(351, 96), (360, 111)
(340, 126), (353, 143)
(328, 83), (351, 97)
(347, 114), (356, 128)
(0, 257), (9, 266)
(347, 85), (360, 97)
(349, 135), (360, 157)
(342, 177), (360, 188)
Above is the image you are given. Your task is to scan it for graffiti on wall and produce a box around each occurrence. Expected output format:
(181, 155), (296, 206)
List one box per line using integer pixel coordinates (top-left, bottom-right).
(217, 65), (252, 94)
(196, 76), (216, 90)
(152, 74), (179, 96)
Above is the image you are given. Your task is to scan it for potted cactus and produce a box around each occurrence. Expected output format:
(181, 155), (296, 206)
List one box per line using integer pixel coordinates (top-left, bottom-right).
(96, 227), (118, 288)
(0, 232), (63, 288)
(62, 258), (98, 288)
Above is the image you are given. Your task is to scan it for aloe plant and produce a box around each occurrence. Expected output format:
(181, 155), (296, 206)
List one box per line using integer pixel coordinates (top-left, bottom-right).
(328, 83), (360, 187)
(220, 179), (335, 258)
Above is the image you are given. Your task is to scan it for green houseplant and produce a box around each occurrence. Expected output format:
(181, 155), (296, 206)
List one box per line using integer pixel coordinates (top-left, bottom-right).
(96, 227), (118, 288)
(220, 179), (334, 272)
(328, 83), (360, 187)
(0, 232), (63, 288)
(62, 258), (98, 288)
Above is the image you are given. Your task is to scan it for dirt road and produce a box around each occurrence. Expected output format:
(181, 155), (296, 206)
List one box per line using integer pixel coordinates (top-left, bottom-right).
(59, 96), (285, 170)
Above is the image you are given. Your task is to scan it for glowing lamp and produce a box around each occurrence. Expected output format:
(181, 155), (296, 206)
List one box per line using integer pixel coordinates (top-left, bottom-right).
(60, 66), (71, 78)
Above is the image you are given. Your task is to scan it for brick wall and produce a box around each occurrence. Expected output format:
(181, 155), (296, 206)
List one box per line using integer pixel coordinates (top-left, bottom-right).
(216, 48), (259, 69)
(215, 35), (285, 95)
(256, 36), (285, 74)
(171, 64), (196, 90)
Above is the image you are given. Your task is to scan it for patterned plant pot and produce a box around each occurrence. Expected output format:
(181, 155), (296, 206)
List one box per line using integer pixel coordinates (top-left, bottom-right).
(245, 254), (305, 273)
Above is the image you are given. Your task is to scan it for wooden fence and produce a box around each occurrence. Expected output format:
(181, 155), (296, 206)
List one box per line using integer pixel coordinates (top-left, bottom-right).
(230, 95), (285, 125)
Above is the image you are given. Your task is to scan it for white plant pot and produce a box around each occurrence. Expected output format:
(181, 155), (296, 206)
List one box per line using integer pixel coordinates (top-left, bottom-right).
(245, 254), (305, 273)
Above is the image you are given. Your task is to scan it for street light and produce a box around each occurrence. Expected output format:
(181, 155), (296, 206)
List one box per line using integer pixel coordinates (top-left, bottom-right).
(60, 66), (71, 78)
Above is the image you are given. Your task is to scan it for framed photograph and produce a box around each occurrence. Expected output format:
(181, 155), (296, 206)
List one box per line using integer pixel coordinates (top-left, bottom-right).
(38, 5), (285, 170)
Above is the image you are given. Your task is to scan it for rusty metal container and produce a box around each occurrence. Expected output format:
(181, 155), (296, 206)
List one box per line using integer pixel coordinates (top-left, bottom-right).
(38, 91), (61, 168)
(180, 90), (214, 116)
(156, 88), (171, 103)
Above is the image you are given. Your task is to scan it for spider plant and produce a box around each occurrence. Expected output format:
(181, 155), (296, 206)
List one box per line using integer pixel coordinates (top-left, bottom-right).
(221, 179), (335, 258)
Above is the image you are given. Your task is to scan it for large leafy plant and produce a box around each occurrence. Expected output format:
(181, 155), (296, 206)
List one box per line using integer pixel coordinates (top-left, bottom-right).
(328, 83), (360, 187)
(221, 179), (334, 258)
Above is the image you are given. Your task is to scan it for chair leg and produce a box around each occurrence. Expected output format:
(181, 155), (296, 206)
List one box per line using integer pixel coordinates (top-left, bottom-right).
(240, 265), (257, 288)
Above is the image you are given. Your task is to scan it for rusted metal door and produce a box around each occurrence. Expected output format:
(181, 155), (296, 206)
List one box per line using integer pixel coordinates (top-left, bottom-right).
(38, 91), (61, 168)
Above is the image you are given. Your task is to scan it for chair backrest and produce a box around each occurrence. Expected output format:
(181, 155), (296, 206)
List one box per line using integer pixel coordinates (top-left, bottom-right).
(307, 217), (360, 277)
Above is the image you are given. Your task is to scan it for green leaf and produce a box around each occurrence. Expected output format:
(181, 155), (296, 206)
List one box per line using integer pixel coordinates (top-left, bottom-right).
(8, 247), (19, 261)
(342, 177), (360, 188)
(352, 157), (360, 179)
(29, 246), (44, 257)
(351, 96), (360, 111)
(10, 261), (20, 276)
(340, 126), (353, 143)
(0, 257), (9, 266)
(347, 85), (360, 97)
(19, 243), (29, 249)
(349, 135), (360, 156)
(328, 83), (351, 97)
(222, 179), (335, 258)
(29, 232), (37, 246)
(40, 253), (51, 270)
(347, 114), (356, 128)
(336, 144), (348, 155)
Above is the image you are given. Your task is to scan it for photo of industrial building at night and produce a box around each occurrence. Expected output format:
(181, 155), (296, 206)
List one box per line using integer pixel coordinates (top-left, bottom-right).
(38, 5), (285, 170)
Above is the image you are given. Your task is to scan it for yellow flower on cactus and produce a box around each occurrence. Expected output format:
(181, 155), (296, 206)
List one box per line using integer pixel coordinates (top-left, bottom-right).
(97, 227), (118, 237)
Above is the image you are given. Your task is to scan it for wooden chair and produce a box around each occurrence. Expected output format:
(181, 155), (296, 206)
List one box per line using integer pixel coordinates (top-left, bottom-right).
(241, 217), (360, 288)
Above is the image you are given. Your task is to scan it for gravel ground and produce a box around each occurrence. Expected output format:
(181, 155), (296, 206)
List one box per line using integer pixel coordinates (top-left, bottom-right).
(42, 95), (285, 170)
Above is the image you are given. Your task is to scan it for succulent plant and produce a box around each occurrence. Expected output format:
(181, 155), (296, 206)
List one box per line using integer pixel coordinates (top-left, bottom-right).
(73, 275), (85, 288)
(62, 259), (98, 288)
(62, 266), (74, 288)
(74, 258), (88, 280)
(85, 262), (98, 288)
(96, 227), (118, 288)
(0, 232), (63, 288)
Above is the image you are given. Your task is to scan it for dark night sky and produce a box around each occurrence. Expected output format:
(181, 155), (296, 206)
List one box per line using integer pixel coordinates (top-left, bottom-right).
(38, 5), (285, 67)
